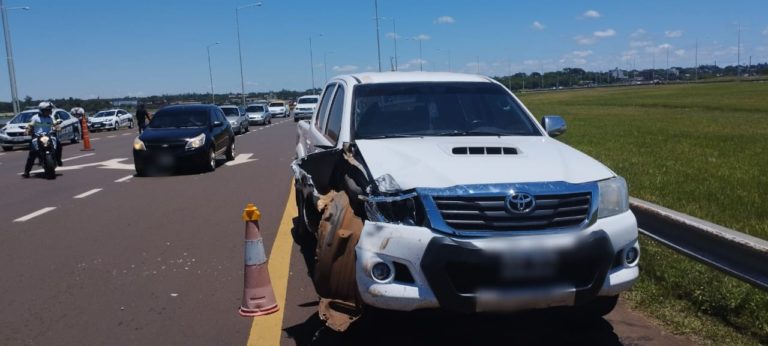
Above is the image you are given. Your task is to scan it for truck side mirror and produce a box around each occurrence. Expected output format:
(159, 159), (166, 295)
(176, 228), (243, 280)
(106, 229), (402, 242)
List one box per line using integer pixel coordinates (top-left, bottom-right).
(541, 115), (567, 137)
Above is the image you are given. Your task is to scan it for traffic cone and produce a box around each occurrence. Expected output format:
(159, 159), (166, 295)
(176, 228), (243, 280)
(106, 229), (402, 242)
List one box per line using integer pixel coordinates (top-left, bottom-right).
(239, 204), (279, 317)
(80, 116), (93, 151)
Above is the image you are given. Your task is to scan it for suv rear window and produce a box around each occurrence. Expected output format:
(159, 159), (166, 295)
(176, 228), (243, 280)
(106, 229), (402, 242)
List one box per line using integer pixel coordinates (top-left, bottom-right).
(221, 107), (240, 116)
(246, 106), (265, 112)
(353, 82), (541, 139)
(269, 102), (284, 107)
(298, 97), (318, 104)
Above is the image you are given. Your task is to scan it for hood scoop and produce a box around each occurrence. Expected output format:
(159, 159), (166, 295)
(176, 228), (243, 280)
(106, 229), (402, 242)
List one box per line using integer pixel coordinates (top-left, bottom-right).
(451, 146), (518, 155)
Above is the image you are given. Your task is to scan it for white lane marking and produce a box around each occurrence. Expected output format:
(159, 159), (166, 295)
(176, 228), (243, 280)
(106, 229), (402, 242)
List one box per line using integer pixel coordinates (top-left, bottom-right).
(62, 153), (95, 162)
(224, 153), (258, 166)
(122, 133), (132, 136)
(24, 158), (134, 174)
(91, 138), (101, 141)
(0, 153), (5, 156)
(74, 188), (102, 199)
(107, 135), (117, 138)
(14, 207), (57, 222)
(115, 175), (133, 183)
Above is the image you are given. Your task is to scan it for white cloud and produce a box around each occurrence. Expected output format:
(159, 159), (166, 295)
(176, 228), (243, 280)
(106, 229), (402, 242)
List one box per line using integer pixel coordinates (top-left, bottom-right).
(332, 65), (359, 73)
(594, 29), (616, 38)
(572, 58), (587, 65)
(630, 29), (646, 38)
(523, 59), (539, 66)
(435, 16), (455, 24)
(127, 91), (145, 97)
(385, 32), (400, 39)
(665, 30), (683, 38)
(531, 21), (545, 31)
(646, 43), (673, 54)
(630, 40), (653, 48)
(413, 34), (431, 41)
(572, 50), (593, 58)
(245, 81), (259, 86)
(574, 35), (597, 45)
(674, 49), (686, 56)
(583, 10), (601, 18)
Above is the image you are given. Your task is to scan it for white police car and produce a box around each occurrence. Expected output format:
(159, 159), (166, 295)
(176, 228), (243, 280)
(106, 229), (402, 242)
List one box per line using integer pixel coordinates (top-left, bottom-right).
(88, 109), (134, 132)
(0, 108), (81, 151)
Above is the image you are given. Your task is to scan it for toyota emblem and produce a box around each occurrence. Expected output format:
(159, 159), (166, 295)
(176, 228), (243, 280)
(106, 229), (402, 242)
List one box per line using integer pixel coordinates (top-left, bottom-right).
(505, 192), (536, 214)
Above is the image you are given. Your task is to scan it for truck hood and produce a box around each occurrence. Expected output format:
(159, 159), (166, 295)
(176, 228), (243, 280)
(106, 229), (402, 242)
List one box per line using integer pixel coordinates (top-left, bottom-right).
(355, 137), (615, 190)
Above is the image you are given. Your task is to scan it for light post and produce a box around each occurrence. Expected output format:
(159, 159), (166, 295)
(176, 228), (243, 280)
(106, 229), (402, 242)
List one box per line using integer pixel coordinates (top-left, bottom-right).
(323, 51), (334, 85)
(381, 17), (397, 71)
(309, 33), (322, 92)
(236, 2), (262, 106)
(1, 2), (29, 114)
(206, 42), (220, 104)
(373, 0), (381, 72)
(435, 48), (451, 72)
(408, 37), (425, 71)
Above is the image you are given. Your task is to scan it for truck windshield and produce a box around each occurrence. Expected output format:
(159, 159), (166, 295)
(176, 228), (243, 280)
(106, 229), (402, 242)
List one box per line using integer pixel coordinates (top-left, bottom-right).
(353, 82), (541, 139)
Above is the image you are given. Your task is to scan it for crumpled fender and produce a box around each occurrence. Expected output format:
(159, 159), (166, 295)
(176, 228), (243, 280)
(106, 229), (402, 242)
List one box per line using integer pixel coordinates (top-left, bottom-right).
(314, 191), (364, 331)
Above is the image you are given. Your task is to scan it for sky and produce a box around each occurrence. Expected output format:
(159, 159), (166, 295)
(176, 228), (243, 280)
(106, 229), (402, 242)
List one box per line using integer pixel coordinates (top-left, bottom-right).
(0, 0), (767, 100)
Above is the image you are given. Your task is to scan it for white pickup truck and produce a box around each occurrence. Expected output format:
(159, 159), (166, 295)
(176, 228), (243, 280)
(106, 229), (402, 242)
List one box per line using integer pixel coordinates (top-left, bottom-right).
(292, 72), (639, 331)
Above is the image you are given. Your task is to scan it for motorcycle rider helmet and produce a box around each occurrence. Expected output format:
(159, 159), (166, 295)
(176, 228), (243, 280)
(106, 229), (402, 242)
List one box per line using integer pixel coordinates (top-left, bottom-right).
(38, 101), (54, 111)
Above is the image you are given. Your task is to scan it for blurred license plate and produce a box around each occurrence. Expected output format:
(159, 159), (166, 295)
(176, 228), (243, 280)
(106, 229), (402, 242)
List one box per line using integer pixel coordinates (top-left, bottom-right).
(499, 252), (558, 280)
(157, 154), (174, 166)
(11, 136), (27, 142)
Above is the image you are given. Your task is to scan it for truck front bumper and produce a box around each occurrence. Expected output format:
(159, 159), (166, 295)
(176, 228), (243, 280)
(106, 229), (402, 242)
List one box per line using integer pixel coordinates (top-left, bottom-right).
(355, 211), (639, 312)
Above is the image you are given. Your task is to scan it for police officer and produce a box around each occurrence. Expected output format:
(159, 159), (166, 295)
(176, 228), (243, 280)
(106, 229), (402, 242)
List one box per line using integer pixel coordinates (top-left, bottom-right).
(22, 102), (63, 178)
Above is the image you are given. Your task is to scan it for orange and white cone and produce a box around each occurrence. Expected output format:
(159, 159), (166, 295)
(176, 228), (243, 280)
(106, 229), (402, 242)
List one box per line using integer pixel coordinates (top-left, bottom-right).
(239, 203), (279, 317)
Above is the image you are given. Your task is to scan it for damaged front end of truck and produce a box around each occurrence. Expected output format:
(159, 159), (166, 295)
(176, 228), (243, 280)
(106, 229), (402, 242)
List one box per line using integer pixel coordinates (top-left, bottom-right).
(292, 142), (425, 331)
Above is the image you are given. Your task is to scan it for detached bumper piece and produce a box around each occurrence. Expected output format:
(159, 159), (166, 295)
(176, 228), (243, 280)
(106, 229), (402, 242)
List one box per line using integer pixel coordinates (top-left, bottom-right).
(420, 230), (614, 313)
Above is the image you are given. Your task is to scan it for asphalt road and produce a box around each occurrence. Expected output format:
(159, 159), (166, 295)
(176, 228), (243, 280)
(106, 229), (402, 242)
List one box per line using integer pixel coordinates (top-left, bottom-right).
(0, 118), (693, 345)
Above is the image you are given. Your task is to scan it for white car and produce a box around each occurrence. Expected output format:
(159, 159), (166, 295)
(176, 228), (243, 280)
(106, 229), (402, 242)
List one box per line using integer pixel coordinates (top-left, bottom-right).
(1, 108), (81, 151)
(268, 101), (288, 118)
(88, 109), (134, 132)
(292, 72), (639, 326)
(292, 95), (319, 122)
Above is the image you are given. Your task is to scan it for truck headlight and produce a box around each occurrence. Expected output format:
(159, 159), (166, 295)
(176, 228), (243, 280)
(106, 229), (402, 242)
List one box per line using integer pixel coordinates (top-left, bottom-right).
(133, 137), (146, 151)
(363, 174), (425, 225)
(598, 176), (629, 218)
(185, 133), (206, 150)
(364, 192), (424, 226)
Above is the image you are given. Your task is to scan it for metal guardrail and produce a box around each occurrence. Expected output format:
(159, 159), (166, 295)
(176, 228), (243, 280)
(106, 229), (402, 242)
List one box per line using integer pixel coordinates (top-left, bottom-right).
(630, 197), (768, 291)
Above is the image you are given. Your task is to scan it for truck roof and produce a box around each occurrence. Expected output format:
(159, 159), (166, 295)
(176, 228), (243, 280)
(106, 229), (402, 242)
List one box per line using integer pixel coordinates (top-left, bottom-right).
(343, 71), (492, 85)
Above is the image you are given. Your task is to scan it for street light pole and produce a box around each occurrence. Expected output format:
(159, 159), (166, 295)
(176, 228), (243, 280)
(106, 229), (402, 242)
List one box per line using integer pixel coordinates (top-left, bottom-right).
(1, 2), (29, 114)
(373, 0), (381, 72)
(309, 34), (322, 92)
(381, 17), (398, 71)
(206, 42), (220, 104)
(236, 2), (262, 107)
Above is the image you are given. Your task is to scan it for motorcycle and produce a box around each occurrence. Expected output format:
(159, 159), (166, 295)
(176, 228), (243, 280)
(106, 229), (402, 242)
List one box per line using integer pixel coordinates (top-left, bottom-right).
(33, 121), (61, 180)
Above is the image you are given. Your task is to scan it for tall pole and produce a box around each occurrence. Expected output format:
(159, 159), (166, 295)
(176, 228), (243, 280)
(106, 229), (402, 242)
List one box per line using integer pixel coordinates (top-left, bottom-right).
(418, 39), (423, 71)
(392, 18), (398, 71)
(235, 2), (262, 107)
(695, 39), (699, 81)
(309, 35), (322, 91)
(323, 51), (333, 84)
(207, 42), (220, 104)
(737, 24), (741, 78)
(374, 0), (382, 72)
(1, 2), (27, 114)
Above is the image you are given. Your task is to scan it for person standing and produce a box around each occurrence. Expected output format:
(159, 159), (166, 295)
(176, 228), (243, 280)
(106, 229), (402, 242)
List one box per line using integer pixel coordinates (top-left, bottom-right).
(136, 103), (149, 134)
(70, 104), (86, 139)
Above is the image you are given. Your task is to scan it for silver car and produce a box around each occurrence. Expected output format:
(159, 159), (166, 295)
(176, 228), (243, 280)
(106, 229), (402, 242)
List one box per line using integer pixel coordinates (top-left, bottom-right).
(220, 105), (249, 134)
(245, 104), (272, 125)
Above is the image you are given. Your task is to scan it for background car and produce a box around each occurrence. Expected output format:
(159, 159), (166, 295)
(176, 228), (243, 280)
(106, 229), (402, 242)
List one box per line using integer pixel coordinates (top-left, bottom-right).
(268, 101), (288, 118)
(220, 105), (249, 134)
(88, 109), (134, 132)
(292, 95), (320, 122)
(245, 104), (272, 125)
(0, 108), (81, 151)
(133, 104), (235, 175)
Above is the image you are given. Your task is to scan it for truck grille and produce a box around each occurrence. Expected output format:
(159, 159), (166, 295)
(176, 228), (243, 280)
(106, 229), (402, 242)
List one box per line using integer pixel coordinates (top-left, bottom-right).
(432, 192), (591, 232)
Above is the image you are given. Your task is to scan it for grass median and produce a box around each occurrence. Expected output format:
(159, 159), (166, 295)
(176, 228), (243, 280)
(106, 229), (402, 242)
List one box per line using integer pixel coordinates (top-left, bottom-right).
(519, 82), (768, 345)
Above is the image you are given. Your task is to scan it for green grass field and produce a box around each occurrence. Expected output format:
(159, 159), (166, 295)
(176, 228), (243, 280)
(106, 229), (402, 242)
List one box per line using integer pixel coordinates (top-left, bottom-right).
(518, 82), (768, 345)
